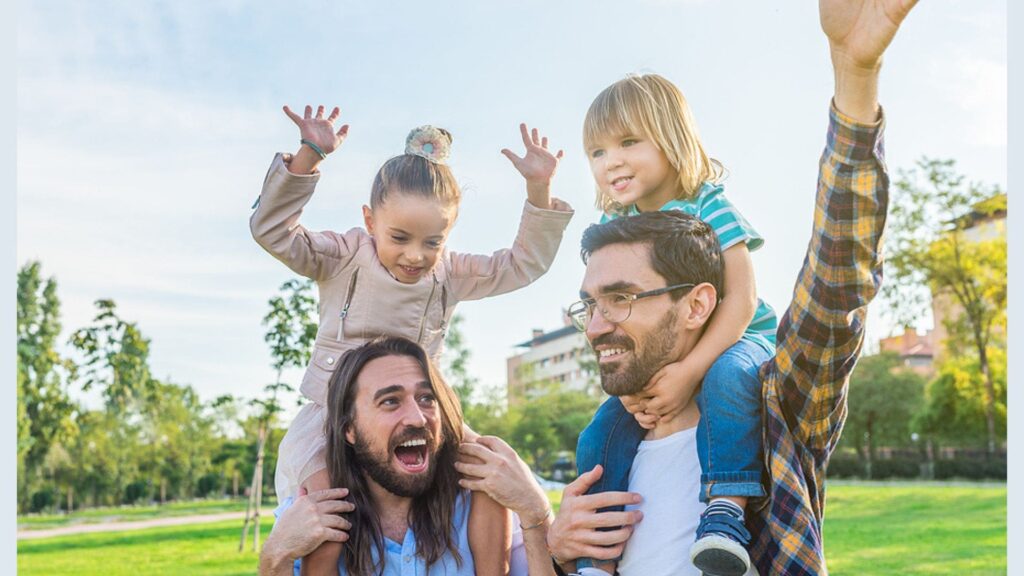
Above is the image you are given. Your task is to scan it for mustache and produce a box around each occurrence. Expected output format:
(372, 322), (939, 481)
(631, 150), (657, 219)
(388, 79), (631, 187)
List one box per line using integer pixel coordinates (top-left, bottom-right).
(389, 426), (437, 450)
(590, 334), (634, 351)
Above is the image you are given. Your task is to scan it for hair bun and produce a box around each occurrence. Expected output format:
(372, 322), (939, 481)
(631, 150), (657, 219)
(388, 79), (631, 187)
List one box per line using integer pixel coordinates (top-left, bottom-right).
(405, 125), (452, 164)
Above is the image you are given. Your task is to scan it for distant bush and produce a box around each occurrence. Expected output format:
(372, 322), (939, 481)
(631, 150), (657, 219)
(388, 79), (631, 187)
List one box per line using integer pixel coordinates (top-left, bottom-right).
(124, 480), (151, 504)
(30, 488), (56, 513)
(934, 458), (1006, 481)
(196, 473), (222, 498)
(826, 455), (864, 478)
(826, 455), (1004, 481)
(869, 458), (922, 479)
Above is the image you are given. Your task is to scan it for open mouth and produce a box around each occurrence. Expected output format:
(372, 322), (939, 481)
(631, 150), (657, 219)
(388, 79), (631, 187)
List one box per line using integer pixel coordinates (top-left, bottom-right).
(597, 347), (630, 364)
(611, 176), (633, 192)
(398, 265), (424, 277)
(393, 438), (429, 473)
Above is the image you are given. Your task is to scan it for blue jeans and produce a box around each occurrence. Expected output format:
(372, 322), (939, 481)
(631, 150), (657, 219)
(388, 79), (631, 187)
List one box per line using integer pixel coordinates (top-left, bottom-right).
(574, 339), (770, 565)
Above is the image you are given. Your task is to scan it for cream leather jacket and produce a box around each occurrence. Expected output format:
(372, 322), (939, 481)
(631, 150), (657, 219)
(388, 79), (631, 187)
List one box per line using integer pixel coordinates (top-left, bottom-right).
(251, 153), (574, 404)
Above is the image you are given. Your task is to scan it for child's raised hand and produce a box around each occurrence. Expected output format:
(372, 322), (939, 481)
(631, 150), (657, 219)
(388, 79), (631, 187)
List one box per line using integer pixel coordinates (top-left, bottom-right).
(501, 123), (564, 193)
(283, 104), (350, 156)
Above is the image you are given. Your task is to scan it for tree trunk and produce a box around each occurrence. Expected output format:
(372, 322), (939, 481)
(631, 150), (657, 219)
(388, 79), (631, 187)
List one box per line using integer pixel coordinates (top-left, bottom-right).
(865, 416), (875, 480)
(160, 478), (167, 505)
(233, 469), (239, 499)
(67, 485), (74, 514)
(253, 421), (267, 551)
(977, 342), (997, 458)
(239, 420), (268, 552)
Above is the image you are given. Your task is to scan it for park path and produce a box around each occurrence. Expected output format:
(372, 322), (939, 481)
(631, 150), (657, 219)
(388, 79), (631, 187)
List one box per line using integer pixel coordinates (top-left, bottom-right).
(17, 511), (275, 540)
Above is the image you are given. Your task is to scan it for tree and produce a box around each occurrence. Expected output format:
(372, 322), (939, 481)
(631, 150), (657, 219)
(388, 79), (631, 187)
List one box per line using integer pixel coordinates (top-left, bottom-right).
(915, 348), (1007, 448)
(69, 299), (155, 414)
(443, 314), (478, 400)
(838, 352), (925, 476)
(883, 158), (1006, 456)
(17, 261), (77, 512)
(241, 278), (317, 552)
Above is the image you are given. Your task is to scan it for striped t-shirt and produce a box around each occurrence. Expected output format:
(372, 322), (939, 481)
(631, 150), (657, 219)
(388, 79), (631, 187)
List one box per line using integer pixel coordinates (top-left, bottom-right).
(601, 182), (777, 354)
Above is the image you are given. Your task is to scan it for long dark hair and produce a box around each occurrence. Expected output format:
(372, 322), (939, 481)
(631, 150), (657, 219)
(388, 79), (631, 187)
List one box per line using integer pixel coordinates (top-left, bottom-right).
(323, 337), (465, 575)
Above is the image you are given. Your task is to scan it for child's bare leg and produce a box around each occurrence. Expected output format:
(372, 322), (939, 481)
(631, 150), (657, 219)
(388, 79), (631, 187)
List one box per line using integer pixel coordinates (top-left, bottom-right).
(298, 468), (341, 576)
(468, 490), (512, 576)
(716, 496), (748, 509)
(462, 423), (512, 575)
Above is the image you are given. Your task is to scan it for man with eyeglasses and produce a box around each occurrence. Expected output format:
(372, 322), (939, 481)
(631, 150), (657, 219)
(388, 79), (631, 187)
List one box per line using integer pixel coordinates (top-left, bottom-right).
(544, 1), (919, 574)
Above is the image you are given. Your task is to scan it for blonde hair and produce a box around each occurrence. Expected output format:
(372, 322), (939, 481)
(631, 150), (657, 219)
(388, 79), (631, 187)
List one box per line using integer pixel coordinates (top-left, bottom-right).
(583, 74), (724, 215)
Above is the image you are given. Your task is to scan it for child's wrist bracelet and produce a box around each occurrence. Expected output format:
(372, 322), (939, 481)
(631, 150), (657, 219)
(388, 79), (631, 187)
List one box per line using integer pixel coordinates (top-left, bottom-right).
(300, 139), (327, 160)
(520, 507), (551, 531)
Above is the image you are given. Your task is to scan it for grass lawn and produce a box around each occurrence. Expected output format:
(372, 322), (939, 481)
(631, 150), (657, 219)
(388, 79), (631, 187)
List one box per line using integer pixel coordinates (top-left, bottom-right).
(823, 481), (1006, 575)
(19, 519), (272, 576)
(18, 498), (274, 531)
(18, 482), (1005, 575)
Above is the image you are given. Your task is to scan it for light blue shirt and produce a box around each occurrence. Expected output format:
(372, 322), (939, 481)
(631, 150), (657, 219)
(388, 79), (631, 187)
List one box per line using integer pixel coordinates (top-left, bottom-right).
(274, 490), (529, 575)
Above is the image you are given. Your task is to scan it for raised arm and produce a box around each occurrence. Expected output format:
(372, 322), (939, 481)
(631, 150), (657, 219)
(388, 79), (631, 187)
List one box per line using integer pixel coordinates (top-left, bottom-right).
(250, 105), (360, 281)
(771, 0), (918, 452)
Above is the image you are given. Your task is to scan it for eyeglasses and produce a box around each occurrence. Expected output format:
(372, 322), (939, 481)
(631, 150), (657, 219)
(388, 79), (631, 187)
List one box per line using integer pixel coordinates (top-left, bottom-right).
(566, 283), (695, 331)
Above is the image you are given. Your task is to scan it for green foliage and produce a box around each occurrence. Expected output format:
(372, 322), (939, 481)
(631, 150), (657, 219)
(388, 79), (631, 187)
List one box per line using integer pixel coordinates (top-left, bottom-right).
(883, 158), (1006, 454)
(443, 314), (478, 399)
(505, 382), (600, 471)
(69, 299), (154, 414)
(17, 262), (77, 511)
(838, 352), (925, 464)
(916, 350), (1007, 447)
(884, 158), (1005, 330)
(262, 278), (318, 374)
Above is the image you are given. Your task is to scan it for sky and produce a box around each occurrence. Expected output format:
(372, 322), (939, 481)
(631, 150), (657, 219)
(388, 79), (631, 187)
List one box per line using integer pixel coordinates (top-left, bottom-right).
(16, 0), (1007, 414)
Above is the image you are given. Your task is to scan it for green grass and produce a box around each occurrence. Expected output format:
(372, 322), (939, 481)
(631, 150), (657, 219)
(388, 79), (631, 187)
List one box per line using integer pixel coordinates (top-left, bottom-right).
(18, 499), (275, 531)
(18, 483), (1005, 575)
(823, 481), (1006, 575)
(18, 519), (273, 575)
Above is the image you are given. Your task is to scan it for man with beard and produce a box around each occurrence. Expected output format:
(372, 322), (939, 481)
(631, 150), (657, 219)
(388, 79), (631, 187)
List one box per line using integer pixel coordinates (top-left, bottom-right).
(546, 1), (920, 575)
(259, 336), (556, 576)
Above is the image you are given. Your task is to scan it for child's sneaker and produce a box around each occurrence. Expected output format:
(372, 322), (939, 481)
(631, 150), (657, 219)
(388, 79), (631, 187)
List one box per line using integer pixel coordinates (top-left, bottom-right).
(689, 500), (752, 576)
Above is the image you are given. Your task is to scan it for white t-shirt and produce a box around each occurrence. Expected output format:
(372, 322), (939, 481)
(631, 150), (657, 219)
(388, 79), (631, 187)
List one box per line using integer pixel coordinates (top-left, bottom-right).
(617, 426), (705, 576)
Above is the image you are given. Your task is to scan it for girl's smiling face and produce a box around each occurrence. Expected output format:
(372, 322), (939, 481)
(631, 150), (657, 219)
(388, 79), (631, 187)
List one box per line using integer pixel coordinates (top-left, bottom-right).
(587, 132), (678, 212)
(363, 192), (455, 284)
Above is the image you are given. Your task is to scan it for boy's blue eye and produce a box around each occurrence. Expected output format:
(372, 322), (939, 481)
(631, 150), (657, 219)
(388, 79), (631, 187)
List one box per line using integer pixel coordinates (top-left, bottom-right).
(391, 236), (408, 243)
(622, 139), (638, 147)
(426, 241), (441, 249)
(590, 149), (605, 159)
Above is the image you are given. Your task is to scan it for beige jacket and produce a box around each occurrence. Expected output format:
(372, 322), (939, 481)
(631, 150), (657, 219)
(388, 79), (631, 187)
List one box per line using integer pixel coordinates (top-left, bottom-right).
(251, 153), (574, 404)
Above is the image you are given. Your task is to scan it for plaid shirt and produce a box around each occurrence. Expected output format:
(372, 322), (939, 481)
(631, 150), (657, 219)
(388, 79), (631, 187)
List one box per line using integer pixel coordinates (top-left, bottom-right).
(747, 104), (888, 576)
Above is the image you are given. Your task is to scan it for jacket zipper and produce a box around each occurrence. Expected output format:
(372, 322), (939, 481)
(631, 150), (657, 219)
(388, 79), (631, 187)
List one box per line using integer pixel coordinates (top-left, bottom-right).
(438, 285), (449, 340)
(335, 270), (360, 341)
(416, 276), (438, 344)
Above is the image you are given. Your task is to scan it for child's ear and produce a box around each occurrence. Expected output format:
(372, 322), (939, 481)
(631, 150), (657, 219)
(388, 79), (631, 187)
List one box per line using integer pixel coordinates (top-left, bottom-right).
(362, 205), (374, 233)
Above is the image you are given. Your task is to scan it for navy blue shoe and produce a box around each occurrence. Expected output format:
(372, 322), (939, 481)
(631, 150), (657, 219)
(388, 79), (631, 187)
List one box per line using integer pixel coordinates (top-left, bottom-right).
(689, 501), (752, 576)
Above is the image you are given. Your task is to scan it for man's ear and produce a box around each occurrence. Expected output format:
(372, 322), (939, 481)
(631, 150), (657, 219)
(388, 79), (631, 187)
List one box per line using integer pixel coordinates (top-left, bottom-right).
(344, 423), (356, 446)
(682, 283), (718, 329)
(362, 205), (374, 234)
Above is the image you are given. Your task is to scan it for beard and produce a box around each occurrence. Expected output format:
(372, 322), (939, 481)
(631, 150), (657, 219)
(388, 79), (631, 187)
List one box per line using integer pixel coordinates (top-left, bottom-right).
(596, 309), (678, 396)
(350, 426), (439, 498)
